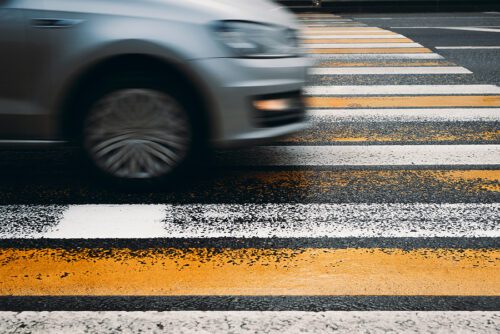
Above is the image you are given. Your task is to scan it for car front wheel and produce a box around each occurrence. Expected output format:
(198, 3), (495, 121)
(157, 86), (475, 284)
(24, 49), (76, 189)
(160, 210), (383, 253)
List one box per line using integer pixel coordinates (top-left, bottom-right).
(81, 79), (196, 186)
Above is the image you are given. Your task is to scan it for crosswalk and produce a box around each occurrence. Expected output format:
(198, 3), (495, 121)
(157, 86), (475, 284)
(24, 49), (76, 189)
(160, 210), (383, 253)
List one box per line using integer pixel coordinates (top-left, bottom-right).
(0, 13), (499, 333)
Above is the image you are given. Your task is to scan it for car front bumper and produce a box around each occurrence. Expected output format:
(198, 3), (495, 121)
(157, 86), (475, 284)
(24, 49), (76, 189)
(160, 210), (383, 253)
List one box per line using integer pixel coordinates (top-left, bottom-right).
(190, 56), (311, 148)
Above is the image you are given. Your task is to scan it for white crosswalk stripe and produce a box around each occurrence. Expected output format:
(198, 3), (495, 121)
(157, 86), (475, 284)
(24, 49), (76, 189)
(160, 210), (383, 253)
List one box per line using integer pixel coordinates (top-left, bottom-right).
(305, 43), (423, 48)
(304, 85), (500, 95)
(1, 311), (498, 334)
(218, 145), (500, 167)
(311, 53), (445, 59)
(1, 203), (496, 239)
(309, 66), (472, 74)
(308, 108), (500, 122)
(302, 34), (408, 38)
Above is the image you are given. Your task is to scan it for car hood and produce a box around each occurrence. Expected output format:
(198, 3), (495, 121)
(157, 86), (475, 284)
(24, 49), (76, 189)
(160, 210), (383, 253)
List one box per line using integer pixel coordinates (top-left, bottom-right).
(155, 0), (299, 29)
(46, 0), (300, 30)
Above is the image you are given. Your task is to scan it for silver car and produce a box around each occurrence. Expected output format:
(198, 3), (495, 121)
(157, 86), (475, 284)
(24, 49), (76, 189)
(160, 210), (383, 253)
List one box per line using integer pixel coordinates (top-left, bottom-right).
(0, 0), (308, 185)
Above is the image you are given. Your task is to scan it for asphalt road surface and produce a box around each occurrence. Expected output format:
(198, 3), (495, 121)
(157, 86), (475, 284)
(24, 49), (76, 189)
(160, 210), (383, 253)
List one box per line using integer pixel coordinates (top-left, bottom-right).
(1, 11), (499, 334)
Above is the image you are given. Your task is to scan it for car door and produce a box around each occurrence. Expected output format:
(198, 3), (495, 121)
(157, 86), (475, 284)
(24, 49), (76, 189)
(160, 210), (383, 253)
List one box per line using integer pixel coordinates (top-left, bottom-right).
(0, 0), (49, 139)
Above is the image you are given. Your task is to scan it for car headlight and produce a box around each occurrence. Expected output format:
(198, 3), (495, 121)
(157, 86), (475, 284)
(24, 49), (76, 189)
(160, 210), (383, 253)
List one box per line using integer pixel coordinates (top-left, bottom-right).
(211, 20), (300, 58)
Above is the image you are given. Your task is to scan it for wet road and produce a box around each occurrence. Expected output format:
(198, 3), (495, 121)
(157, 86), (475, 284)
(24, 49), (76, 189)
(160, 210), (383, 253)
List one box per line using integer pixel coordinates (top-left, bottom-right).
(1, 11), (500, 333)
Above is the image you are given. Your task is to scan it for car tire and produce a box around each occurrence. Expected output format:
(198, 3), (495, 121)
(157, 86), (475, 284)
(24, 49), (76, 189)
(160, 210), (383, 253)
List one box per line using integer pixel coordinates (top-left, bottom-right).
(79, 71), (201, 188)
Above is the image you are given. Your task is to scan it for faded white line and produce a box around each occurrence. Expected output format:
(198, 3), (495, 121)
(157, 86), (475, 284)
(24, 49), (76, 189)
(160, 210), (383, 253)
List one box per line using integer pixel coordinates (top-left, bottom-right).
(305, 42), (423, 48)
(391, 26), (500, 28)
(304, 85), (500, 95)
(353, 17), (393, 20)
(361, 16), (500, 19)
(308, 108), (500, 122)
(302, 34), (407, 39)
(1, 311), (498, 334)
(304, 28), (384, 31)
(311, 53), (444, 59)
(436, 46), (500, 50)
(309, 66), (471, 75)
(434, 27), (500, 33)
(0, 204), (498, 239)
(218, 145), (500, 167)
(299, 18), (352, 23)
(303, 24), (367, 27)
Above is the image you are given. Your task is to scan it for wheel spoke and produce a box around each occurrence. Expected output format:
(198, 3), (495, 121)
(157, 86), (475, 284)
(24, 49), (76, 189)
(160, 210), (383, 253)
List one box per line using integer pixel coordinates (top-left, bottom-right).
(84, 89), (192, 179)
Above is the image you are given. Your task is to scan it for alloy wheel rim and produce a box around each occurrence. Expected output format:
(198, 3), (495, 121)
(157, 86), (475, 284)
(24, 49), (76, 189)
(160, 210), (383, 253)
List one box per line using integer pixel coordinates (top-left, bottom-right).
(84, 89), (192, 179)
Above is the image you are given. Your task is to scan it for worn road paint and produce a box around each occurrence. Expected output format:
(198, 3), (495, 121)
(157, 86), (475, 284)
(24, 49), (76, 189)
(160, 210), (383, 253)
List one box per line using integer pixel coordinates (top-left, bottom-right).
(0, 248), (498, 296)
(309, 67), (471, 74)
(303, 32), (399, 36)
(308, 48), (433, 54)
(312, 54), (444, 59)
(305, 43), (423, 49)
(218, 145), (500, 167)
(304, 85), (500, 95)
(303, 38), (414, 44)
(0, 311), (498, 334)
(316, 60), (455, 67)
(0, 203), (498, 239)
(307, 95), (500, 108)
(303, 34), (406, 39)
(307, 108), (500, 122)
(219, 170), (500, 197)
(282, 126), (500, 144)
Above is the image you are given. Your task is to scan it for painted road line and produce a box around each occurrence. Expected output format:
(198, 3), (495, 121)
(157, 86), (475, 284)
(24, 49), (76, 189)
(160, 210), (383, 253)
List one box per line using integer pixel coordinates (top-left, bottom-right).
(308, 108), (500, 122)
(391, 26), (500, 29)
(304, 29), (386, 34)
(1, 311), (498, 333)
(304, 43), (423, 48)
(303, 32), (399, 36)
(303, 23), (366, 26)
(311, 53), (444, 59)
(308, 48), (433, 54)
(0, 247), (498, 296)
(306, 95), (500, 108)
(299, 19), (354, 22)
(309, 67), (471, 75)
(47, 205), (166, 239)
(302, 24), (368, 28)
(282, 122), (500, 145)
(304, 27), (384, 30)
(303, 38), (414, 43)
(316, 61), (455, 67)
(302, 34), (407, 38)
(0, 204), (498, 239)
(436, 46), (500, 50)
(217, 145), (500, 167)
(436, 27), (500, 33)
(299, 18), (352, 20)
(168, 170), (500, 202)
(304, 85), (500, 95)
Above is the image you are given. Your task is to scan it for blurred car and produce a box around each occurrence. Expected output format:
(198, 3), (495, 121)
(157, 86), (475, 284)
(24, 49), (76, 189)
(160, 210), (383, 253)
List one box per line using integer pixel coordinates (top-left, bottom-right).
(0, 0), (309, 185)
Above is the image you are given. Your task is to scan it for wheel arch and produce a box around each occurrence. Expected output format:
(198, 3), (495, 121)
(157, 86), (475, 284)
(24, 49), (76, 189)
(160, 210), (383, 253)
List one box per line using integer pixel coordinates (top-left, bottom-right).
(57, 53), (216, 143)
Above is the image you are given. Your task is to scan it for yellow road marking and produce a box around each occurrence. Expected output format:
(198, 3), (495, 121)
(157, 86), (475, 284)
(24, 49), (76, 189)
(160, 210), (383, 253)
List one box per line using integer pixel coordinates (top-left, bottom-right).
(1, 248), (498, 296)
(308, 48), (433, 54)
(245, 170), (500, 194)
(283, 130), (500, 144)
(307, 96), (500, 108)
(303, 38), (413, 43)
(317, 61), (455, 67)
(435, 170), (500, 192)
